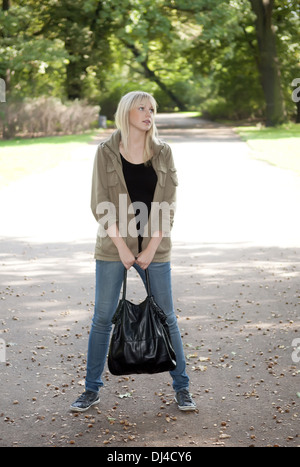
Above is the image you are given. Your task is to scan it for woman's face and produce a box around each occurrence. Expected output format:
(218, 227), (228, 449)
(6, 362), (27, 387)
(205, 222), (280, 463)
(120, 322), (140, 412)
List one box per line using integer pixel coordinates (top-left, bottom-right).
(129, 99), (155, 132)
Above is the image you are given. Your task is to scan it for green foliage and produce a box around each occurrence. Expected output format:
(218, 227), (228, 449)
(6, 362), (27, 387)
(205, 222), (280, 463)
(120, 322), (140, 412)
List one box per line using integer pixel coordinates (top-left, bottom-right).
(0, 3), (70, 99)
(273, 0), (300, 119)
(0, 0), (299, 130)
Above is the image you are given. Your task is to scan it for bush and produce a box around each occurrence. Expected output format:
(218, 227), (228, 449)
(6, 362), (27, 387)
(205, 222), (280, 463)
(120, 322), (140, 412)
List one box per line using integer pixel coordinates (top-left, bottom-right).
(0, 97), (100, 139)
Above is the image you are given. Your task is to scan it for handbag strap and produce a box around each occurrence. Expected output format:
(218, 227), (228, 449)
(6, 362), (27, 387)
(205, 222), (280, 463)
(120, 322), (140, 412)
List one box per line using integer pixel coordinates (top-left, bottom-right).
(145, 269), (151, 296)
(122, 267), (151, 298)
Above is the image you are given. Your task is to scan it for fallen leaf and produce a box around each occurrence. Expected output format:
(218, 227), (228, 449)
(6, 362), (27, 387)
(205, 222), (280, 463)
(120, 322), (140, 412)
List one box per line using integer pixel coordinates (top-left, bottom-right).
(219, 434), (231, 439)
(118, 392), (132, 399)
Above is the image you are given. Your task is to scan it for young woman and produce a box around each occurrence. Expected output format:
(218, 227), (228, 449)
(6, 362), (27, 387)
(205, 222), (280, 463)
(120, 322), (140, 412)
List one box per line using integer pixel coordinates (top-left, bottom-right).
(70, 91), (196, 412)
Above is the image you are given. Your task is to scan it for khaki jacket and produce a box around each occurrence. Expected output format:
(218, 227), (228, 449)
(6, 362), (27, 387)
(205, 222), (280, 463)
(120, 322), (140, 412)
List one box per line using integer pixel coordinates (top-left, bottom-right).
(91, 130), (178, 262)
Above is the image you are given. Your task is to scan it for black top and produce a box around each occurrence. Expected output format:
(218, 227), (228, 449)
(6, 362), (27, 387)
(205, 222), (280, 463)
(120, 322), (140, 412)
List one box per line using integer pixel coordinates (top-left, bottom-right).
(120, 154), (157, 252)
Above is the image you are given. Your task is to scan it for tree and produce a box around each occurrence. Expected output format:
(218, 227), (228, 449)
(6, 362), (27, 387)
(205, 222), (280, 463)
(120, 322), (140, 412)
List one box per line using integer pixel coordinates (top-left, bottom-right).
(103, 0), (188, 110)
(1, 0), (299, 124)
(1, 0), (11, 95)
(273, 0), (300, 123)
(164, 0), (264, 119)
(249, 0), (286, 125)
(164, 0), (290, 125)
(23, 0), (113, 101)
(0, 0), (70, 100)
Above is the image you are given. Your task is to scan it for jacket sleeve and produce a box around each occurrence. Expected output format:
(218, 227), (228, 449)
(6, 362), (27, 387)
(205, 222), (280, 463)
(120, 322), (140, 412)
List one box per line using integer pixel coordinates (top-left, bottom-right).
(163, 145), (178, 231)
(151, 144), (178, 236)
(90, 144), (117, 229)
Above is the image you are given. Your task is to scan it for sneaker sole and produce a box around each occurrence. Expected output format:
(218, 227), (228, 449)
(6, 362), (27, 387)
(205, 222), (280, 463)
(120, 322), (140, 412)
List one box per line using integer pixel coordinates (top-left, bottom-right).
(177, 404), (197, 412)
(70, 397), (100, 413)
(174, 396), (197, 412)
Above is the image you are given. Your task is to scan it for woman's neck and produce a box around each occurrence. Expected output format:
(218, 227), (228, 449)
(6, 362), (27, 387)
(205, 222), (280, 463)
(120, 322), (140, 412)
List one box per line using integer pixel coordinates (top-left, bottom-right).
(121, 128), (146, 164)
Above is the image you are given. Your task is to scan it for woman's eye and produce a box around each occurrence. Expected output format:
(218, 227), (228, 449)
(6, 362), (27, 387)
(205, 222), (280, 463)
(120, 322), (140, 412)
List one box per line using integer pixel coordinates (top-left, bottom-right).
(138, 106), (154, 113)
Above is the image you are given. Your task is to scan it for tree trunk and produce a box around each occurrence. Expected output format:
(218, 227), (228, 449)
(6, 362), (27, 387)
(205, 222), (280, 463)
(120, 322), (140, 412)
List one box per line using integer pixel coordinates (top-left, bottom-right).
(249, 0), (286, 126)
(2, 0), (10, 10)
(65, 36), (88, 100)
(65, 60), (84, 100)
(2, 0), (10, 95)
(296, 101), (300, 124)
(2, 0), (10, 138)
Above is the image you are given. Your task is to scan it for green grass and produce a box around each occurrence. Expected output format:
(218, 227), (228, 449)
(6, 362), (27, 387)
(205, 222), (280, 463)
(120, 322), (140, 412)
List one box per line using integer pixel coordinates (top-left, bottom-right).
(235, 123), (300, 176)
(0, 131), (101, 189)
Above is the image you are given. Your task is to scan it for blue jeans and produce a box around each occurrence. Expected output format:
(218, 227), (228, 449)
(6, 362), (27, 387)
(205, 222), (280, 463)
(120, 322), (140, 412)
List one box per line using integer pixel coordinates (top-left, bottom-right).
(85, 260), (190, 393)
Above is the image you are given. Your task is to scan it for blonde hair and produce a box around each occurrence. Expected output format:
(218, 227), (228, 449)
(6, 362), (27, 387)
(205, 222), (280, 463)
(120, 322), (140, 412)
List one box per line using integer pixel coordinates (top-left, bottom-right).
(115, 91), (158, 163)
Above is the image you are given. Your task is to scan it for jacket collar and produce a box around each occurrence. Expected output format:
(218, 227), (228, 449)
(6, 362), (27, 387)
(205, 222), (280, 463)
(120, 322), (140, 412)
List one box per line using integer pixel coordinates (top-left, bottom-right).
(103, 130), (121, 160)
(103, 129), (165, 163)
(101, 129), (168, 195)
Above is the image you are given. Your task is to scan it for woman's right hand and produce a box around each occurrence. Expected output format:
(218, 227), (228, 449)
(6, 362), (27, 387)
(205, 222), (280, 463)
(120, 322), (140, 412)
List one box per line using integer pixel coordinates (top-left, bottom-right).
(118, 243), (136, 270)
(106, 224), (135, 270)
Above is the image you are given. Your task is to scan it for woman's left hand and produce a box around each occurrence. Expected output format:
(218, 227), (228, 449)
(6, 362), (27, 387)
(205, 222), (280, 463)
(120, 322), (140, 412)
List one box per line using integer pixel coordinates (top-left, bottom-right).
(135, 247), (155, 270)
(135, 233), (163, 269)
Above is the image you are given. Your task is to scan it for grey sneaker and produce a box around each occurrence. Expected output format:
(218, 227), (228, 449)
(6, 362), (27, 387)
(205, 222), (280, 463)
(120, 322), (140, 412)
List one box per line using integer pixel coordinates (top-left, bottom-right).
(70, 391), (100, 412)
(175, 389), (197, 412)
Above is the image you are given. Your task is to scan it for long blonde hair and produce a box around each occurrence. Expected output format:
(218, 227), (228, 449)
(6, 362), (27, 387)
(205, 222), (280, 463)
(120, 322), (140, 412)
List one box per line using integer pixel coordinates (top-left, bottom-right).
(115, 91), (159, 163)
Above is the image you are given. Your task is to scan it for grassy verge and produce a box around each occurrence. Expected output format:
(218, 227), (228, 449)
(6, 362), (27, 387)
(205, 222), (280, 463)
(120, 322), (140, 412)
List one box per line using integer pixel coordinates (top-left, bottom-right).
(0, 131), (101, 189)
(235, 123), (300, 176)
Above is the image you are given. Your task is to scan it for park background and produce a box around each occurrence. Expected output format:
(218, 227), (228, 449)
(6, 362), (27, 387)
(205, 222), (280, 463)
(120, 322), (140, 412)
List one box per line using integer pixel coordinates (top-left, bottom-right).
(0, 0), (300, 131)
(0, 0), (300, 448)
(1, 0), (300, 181)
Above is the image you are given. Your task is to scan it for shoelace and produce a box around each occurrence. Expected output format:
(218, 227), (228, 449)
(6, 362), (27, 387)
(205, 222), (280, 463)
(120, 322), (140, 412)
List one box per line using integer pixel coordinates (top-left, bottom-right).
(178, 389), (193, 404)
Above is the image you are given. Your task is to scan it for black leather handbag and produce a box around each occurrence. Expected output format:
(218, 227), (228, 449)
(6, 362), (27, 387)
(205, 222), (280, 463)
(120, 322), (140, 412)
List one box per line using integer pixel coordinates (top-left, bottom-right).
(108, 268), (176, 376)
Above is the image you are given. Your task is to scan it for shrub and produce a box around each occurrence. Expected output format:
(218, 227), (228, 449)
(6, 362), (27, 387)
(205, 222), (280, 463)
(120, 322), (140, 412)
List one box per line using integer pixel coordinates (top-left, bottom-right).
(0, 97), (100, 139)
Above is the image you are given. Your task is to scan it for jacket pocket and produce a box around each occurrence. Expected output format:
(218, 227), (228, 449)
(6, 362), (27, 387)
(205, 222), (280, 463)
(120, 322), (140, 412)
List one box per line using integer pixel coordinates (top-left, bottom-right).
(106, 164), (118, 186)
(156, 165), (167, 187)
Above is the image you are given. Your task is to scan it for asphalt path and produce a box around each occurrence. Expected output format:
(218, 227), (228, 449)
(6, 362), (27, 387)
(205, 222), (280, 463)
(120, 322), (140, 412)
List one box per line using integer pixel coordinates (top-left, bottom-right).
(0, 114), (299, 447)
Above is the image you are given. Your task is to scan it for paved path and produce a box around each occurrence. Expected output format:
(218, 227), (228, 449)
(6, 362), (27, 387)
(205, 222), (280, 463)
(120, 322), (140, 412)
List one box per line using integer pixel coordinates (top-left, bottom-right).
(0, 115), (299, 447)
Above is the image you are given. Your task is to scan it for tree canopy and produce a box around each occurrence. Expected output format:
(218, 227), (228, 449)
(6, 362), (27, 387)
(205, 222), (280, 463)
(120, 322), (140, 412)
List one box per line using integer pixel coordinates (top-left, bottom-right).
(1, 0), (299, 126)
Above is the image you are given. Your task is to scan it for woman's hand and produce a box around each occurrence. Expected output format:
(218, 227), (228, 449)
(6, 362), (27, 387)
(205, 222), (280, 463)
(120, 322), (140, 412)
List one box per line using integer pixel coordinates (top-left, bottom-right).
(118, 243), (136, 270)
(106, 224), (136, 270)
(135, 247), (156, 270)
(135, 232), (163, 270)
